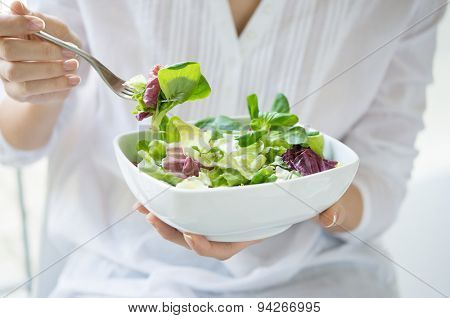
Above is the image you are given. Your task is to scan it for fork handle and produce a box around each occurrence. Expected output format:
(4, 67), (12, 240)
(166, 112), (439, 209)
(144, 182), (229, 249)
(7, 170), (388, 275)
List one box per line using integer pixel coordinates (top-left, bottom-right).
(34, 31), (121, 91)
(34, 30), (110, 79)
(34, 31), (91, 61)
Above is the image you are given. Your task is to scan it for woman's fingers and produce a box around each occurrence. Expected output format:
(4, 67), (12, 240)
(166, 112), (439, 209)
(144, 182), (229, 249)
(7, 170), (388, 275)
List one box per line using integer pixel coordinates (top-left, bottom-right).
(25, 90), (70, 105)
(133, 202), (261, 259)
(0, 59), (78, 82)
(0, 14), (45, 36)
(0, 1), (82, 105)
(0, 1), (76, 41)
(316, 202), (346, 230)
(0, 38), (76, 62)
(133, 203), (190, 249)
(2, 74), (80, 102)
(11, 1), (77, 44)
(183, 233), (260, 260)
(147, 213), (191, 249)
(133, 202), (149, 214)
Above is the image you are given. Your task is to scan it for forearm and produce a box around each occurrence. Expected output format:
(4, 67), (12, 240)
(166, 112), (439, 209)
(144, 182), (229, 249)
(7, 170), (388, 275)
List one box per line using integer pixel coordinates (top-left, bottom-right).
(0, 96), (64, 150)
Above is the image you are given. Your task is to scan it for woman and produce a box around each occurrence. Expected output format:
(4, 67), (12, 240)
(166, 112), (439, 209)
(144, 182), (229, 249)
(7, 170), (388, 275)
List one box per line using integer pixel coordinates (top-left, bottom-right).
(0, 0), (444, 297)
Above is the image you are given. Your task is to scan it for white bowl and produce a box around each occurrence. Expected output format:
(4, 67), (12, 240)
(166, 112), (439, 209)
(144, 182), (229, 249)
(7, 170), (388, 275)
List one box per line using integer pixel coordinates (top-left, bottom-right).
(114, 124), (359, 242)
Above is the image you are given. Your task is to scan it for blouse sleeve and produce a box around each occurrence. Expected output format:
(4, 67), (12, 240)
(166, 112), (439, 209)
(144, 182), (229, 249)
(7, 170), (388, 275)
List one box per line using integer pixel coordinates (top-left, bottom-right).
(335, 1), (445, 241)
(0, 0), (89, 167)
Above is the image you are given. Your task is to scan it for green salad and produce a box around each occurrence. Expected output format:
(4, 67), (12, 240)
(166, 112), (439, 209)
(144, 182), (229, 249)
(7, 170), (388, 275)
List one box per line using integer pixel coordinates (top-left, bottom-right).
(126, 62), (338, 189)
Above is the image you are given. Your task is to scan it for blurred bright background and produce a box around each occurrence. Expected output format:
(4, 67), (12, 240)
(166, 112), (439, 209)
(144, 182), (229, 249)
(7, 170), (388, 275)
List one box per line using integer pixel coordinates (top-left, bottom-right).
(0, 2), (449, 297)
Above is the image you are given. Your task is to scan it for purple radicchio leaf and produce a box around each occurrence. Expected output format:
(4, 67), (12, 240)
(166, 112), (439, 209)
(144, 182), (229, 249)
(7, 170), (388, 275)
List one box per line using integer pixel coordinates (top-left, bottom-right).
(143, 64), (163, 108)
(162, 146), (201, 179)
(182, 157), (201, 178)
(282, 145), (337, 176)
(136, 111), (151, 121)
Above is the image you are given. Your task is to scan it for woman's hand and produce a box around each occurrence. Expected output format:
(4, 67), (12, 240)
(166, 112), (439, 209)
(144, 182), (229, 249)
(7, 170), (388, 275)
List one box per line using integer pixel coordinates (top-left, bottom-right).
(133, 203), (261, 260)
(316, 184), (363, 232)
(133, 185), (362, 260)
(0, 1), (81, 105)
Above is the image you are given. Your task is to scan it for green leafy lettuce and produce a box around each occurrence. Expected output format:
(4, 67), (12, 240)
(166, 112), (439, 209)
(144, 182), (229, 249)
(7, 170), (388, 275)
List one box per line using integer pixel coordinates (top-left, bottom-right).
(129, 62), (211, 132)
(129, 63), (334, 188)
(137, 150), (182, 186)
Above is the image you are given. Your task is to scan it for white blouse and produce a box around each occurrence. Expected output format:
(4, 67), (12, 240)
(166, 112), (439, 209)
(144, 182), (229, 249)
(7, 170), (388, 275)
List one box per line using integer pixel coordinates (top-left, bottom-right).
(0, 0), (444, 297)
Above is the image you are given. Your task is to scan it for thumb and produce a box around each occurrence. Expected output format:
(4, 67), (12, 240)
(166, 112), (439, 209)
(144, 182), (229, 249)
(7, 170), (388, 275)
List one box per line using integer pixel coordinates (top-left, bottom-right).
(316, 203), (346, 229)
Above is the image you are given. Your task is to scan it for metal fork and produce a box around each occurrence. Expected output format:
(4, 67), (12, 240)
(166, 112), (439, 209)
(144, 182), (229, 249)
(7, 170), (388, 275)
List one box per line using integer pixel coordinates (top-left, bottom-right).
(34, 31), (134, 100)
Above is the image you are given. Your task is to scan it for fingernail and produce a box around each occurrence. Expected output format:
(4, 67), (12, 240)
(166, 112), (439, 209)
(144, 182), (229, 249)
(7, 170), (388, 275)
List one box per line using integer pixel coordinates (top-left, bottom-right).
(62, 49), (77, 58)
(148, 218), (160, 231)
(149, 220), (158, 229)
(63, 59), (78, 71)
(324, 213), (338, 228)
(27, 16), (45, 31)
(146, 213), (157, 224)
(134, 203), (146, 214)
(67, 75), (80, 86)
(19, 2), (29, 13)
(184, 233), (194, 247)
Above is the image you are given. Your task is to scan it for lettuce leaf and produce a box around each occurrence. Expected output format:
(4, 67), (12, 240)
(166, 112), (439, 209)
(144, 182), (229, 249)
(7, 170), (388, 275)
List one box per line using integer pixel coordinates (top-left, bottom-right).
(283, 126), (307, 145)
(130, 62), (211, 131)
(191, 146), (224, 167)
(271, 93), (290, 113)
(138, 150), (182, 186)
(126, 75), (150, 116)
(165, 116), (181, 143)
(147, 140), (166, 162)
(307, 133), (325, 157)
(188, 75), (212, 101)
(264, 146), (287, 163)
(247, 94), (259, 120)
(158, 62), (202, 104)
(258, 112), (298, 128)
(246, 93), (298, 131)
(222, 169), (247, 186)
(176, 173), (210, 189)
(250, 166), (277, 184)
(195, 115), (242, 131)
(235, 130), (267, 147)
(206, 167), (247, 187)
(216, 140), (266, 179)
(274, 166), (300, 181)
(207, 167), (228, 187)
(169, 116), (212, 152)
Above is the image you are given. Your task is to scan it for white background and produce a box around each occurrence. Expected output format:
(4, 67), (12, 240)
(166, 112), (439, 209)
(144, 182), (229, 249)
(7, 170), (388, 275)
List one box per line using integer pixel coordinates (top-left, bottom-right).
(0, 1), (449, 297)
(0, 298), (449, 317)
